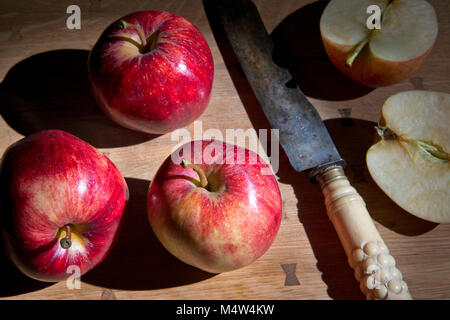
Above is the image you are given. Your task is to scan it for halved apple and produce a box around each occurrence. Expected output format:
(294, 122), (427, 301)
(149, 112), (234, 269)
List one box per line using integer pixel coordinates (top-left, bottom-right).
(366, 91), (449, 223)
(320, 0), (438, 87)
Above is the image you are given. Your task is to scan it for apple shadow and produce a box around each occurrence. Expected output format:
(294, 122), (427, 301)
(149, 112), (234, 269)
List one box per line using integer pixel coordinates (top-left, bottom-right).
(203, 0), (436, 300)
(271, 0), (374, 101)
(0, 49), (157, 148)
(82, 177), (215, 291)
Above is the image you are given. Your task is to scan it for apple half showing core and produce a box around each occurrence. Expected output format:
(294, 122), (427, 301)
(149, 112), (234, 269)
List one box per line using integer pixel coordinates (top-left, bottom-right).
(367, 91), (449, 223)
(320, 0), (438, 87)
(88, 10), (214, 134)
(147, 140), (283, 273)
(0, 130), (128, 282)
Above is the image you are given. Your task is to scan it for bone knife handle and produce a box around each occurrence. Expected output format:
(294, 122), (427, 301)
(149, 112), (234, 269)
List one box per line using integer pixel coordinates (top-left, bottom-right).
(315, 165), (412, 300)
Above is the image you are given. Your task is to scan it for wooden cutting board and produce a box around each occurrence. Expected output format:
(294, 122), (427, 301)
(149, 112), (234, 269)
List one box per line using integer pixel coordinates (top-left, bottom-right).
(0, 0), (448, 300)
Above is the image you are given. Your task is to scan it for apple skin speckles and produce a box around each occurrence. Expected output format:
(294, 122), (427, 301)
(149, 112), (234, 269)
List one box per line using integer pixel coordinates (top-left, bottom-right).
(0, 130), (128, 282)
(146, 140), (282, 273)
(88, 10), (214, 134)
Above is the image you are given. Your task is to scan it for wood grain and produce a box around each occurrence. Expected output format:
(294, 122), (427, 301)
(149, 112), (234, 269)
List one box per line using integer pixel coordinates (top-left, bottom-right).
(0, 0), (449, 300)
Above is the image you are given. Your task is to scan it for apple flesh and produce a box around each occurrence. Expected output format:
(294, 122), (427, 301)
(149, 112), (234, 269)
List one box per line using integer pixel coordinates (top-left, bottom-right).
(146, 140), (282, 273)
(88, 10), (214, 134)
(320, 0), (438, 87)
(0, 130), (128, 281)
(366, 91), (449, 223)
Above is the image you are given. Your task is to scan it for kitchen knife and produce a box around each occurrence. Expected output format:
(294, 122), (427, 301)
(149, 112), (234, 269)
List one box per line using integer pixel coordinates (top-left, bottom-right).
(208, 0), (412, 300)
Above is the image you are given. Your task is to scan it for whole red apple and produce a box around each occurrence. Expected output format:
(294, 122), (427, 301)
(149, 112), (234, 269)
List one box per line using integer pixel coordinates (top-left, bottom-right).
(0, 130), (128, 282)
(88, 10), (214, 134)
(146, 140), (282, 273)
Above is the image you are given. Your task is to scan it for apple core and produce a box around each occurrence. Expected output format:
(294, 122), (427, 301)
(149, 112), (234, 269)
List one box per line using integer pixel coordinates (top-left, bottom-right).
(376, 125), (450, 162)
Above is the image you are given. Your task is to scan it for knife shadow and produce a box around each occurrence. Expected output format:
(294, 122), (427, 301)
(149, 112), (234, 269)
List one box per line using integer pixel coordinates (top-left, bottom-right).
(271, 0), (374, 101)
(0, 49), (157, 148)
(204, 0), (436, 300)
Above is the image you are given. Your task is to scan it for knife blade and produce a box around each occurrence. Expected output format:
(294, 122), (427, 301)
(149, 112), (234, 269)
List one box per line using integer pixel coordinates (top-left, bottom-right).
(208, 0), (412, 300)
(208, 0), (344, 173)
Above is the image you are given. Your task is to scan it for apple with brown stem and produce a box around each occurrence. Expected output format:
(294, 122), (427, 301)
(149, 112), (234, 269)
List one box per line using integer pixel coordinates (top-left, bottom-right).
(320, 0), (438, 87)
(88, 10), (214, 134)
(0, 130), (129, 281)
(146, 140), (282, 273)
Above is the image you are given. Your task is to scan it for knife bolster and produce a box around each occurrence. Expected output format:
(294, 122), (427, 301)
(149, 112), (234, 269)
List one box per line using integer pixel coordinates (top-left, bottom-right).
(313, 164), (346, 186)
(309, 160), (346, 183)
(316, 165), (412, 300)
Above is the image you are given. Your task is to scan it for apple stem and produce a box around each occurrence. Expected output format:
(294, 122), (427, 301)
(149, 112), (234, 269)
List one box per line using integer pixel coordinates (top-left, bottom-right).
(118, 19), (148, 51)
(376, 125), (397, 140)
(345, 37), (370, 68)
(345, 1), (393, 68)
(60, 225), (72, 249)
(180, 158), (209, 189)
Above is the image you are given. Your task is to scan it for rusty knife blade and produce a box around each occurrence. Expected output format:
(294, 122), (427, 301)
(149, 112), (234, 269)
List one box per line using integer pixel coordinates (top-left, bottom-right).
(209, 0), (345, 172)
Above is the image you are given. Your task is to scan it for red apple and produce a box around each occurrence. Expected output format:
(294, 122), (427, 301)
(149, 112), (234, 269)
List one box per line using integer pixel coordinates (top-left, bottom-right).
(320, 0), (438, 87)
(88, 10), (214, 134)
(0, 130), (128, 282)
(146, 140), (282, 273)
